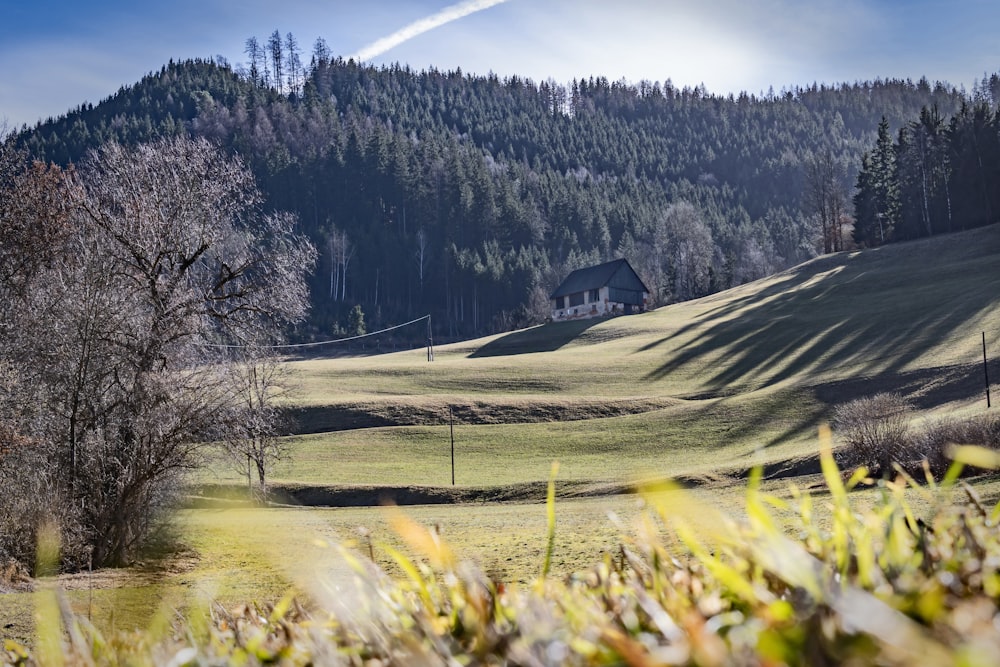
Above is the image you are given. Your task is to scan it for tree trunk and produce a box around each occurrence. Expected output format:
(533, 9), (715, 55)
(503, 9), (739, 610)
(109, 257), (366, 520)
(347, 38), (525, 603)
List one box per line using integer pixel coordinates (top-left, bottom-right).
(919, 156), (932, 237)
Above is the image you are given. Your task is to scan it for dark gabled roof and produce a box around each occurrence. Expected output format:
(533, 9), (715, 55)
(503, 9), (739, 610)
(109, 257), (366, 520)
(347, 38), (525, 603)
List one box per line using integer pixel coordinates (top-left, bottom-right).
(550, 258), (649, 298)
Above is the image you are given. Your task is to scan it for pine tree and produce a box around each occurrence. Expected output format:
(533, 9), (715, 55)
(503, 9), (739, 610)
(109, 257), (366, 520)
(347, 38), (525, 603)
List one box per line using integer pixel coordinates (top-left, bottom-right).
(852, 152), (879, 247)
(853, 116), (899, 247)
(284, 32), (302, 96)
(268, 30), (284, 92)
(947, 102), (1000, 229)
(896, 107), (950, 239)
(244, 38), (263, 87)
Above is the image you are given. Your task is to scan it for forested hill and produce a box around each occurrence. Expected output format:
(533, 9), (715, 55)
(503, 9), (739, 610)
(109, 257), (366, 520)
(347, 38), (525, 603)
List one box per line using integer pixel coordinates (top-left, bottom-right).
(14, 56), (981, 341)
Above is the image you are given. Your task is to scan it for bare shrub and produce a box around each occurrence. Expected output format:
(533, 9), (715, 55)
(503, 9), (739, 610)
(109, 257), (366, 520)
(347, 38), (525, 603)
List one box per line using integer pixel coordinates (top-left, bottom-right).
(915, 412), (1000, 476)
(832, 392), (913, 476)
(0, 440), (90, 573)
(0, 558), (31, 592)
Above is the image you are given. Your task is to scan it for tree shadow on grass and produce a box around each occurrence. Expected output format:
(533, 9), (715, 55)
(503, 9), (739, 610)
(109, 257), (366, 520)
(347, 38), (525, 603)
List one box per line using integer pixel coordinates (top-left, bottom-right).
(468, 319), (602, 358)
(812, 363), (989, 411)
(641, 226), (1000, 403)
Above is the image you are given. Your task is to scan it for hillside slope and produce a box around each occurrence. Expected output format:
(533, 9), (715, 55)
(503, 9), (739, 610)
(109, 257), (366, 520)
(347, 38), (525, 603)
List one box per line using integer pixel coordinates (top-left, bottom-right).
(294, 223), (1000, 409)
(194, 225), (1000, 494)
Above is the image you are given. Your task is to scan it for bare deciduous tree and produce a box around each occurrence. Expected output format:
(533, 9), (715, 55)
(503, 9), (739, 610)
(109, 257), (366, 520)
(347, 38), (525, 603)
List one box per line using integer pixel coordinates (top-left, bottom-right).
(0, 138), (90, 570)
(662, 202), (714, 302)
(804, 150), (849, 254)
(326, 224), (354, 302)
(224, 349), (290, 502)
(415, 227), (429, 297)
(0, 137), (316, 569)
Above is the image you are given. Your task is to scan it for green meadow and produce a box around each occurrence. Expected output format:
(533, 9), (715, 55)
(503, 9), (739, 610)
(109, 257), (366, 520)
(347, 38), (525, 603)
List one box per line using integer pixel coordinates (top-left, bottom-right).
(5, 224), (1000, 646)
(206, 223), (1000, 493)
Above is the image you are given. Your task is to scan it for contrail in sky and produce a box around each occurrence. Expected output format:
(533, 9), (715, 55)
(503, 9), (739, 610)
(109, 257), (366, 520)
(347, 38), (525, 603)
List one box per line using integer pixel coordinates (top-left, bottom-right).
(349, 0), (511, 62)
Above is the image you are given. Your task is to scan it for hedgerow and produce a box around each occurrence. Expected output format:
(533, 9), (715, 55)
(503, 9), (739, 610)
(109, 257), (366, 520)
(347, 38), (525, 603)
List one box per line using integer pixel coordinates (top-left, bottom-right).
(6, 429), (1000, 666)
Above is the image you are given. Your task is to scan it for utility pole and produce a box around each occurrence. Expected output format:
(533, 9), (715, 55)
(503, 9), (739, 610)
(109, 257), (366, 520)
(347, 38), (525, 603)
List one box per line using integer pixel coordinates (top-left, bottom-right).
(985, 331), (992, 408)
(449, 405), (455, 486)
(427, 314), (434, 362)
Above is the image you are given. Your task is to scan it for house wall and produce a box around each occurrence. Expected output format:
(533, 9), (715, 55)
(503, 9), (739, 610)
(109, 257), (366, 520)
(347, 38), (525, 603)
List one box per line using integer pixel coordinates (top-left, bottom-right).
(607, 264), (648, 298)
(551, 287), (648, 321)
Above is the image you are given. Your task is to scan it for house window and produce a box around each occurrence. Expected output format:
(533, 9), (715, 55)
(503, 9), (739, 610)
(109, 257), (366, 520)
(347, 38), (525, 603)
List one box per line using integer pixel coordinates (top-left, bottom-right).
(553, 296), (565, 309)
(589, 288), (600, 303)
(569, 292), (584, 307)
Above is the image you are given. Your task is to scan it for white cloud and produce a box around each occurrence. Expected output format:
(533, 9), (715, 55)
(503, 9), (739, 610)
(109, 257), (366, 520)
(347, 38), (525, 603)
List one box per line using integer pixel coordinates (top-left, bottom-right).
(362, 0), (800, 92)
(349, 0), (512, 62)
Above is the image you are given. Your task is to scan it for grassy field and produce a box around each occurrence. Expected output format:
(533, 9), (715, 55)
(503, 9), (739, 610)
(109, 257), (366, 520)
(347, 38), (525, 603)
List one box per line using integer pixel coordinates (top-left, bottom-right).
(292, 224), (1000, 407)
(0, 487), (739, 647)
(194, 223), (1000, 494)
(5, 225), (1000, 646)
(9, 474), (1000, 650)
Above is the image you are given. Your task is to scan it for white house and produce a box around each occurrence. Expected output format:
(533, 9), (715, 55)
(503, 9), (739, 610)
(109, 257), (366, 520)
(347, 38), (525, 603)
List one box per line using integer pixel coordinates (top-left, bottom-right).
(550, 258), (650, 321)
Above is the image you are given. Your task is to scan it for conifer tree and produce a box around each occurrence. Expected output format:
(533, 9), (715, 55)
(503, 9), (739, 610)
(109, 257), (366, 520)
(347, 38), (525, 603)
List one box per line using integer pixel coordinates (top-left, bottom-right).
(947, 102), (1000, 229)
(268, 30), (284, 92)
(853, 116), (899, 246)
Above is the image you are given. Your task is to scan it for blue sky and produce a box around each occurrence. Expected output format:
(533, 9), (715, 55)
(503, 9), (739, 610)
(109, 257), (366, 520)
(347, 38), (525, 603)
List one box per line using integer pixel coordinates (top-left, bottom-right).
(2, 0), (999, 131)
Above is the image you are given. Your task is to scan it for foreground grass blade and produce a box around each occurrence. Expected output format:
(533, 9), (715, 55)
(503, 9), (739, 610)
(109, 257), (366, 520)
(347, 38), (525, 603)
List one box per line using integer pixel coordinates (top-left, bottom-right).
(541, 461), (559, 580)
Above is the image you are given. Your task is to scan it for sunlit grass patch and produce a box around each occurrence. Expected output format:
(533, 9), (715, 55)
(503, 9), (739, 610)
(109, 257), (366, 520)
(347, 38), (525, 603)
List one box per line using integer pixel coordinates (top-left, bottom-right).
(14, 446), (1000, 665)
(194, 386), (824, 491)
(266, 226), (1000, 504)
